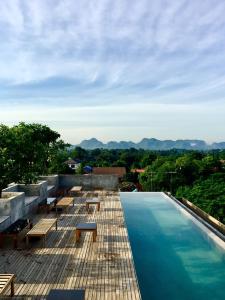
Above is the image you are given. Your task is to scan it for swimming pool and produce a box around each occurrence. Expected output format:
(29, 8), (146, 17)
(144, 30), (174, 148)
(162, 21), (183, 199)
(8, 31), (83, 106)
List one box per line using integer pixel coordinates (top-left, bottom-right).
(120, 192), (225, 300)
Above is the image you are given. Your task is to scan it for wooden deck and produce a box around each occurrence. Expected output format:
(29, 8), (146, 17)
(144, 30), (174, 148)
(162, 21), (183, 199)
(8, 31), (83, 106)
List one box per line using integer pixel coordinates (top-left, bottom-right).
(0, 191), (141, 300)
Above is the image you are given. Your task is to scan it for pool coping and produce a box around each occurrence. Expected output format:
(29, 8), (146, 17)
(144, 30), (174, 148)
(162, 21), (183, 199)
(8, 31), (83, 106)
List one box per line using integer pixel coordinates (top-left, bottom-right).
(165, 192), (225, 250)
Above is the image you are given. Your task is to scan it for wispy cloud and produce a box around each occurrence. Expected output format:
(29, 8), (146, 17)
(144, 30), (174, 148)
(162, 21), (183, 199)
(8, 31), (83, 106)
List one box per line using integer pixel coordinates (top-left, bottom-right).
(0, 0), (225, 141)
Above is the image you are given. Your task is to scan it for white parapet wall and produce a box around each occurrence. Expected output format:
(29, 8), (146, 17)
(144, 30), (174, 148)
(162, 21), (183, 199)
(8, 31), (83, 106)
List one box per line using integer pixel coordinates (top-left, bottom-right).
(39, 175), (59, 195)
(39, 175), (59, 187)
(3, 181), (48, 203)
(1, 181), (49, 229)
(0, 192), (25, 224)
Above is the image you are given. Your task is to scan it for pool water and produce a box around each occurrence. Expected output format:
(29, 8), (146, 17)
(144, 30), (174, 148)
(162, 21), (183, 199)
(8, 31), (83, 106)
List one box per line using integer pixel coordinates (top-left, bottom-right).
(120, 192), (225, 300)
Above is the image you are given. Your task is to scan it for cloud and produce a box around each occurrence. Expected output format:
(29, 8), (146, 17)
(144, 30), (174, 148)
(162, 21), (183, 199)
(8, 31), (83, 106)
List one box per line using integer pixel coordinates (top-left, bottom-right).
(0, 0), (225, 142)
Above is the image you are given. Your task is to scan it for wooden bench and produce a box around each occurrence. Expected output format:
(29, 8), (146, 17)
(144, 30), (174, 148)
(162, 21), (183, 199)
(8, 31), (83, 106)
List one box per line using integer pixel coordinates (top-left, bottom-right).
(26, 218), (57, 247)
(56, 197), (74, 215)
(0, 274), (15, 297)
(85, 199), (100, 212)
(75, 223), (97, 242)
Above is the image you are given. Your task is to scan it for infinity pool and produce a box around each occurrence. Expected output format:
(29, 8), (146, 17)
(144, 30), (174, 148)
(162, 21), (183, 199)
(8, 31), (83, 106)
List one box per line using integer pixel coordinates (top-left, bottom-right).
(120, 192), (225, 300)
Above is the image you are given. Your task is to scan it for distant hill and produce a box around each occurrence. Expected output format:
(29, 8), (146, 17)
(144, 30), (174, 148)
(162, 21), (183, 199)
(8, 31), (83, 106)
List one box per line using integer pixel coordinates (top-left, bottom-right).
(77, 138), (225, 150)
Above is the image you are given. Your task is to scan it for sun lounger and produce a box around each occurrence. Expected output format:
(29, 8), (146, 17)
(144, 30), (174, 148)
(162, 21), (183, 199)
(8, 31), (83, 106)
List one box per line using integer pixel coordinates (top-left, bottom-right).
(0, 274), (16, 297)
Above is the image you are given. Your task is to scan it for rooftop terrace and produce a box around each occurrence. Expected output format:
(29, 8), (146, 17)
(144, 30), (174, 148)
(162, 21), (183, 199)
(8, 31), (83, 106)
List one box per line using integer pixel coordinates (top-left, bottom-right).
(0, 191), (141, 300)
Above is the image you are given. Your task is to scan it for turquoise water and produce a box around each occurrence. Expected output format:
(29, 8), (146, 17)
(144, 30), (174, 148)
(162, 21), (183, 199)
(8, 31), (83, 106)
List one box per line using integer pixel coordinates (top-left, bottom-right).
(120, 192), (225, 300)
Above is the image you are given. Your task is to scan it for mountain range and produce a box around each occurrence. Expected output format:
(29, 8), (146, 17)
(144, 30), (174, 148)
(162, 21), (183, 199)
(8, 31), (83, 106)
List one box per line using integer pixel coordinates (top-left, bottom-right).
(77, 138), (225, 150)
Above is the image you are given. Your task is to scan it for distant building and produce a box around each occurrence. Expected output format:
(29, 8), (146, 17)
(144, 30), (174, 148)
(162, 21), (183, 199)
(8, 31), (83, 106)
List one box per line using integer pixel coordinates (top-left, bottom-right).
(64, 158), (81, 170)
(93, 167), (126, 178)
(131, 169), (145, 173)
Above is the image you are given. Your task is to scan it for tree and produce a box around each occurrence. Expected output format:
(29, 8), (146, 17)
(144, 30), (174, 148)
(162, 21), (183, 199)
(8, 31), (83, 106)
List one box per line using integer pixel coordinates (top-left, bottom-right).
(0, 125), (16, 197)
(119, 181), (136, 191)
(70, 147), (87, 161)
(176, 173), (225, 222)
(0, 123), (70, 194)
(175, 154), (200, 186)
(47, 143), (71, 174)
(0, 148), (14, 197)
(9, 123), (63, 183)
(199, 155), (222, 178)
(141, 152), (157, 168)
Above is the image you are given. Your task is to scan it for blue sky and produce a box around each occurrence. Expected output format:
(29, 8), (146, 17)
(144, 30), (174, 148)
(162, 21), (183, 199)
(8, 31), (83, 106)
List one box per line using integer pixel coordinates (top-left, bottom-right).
(0, 0), (225, 144)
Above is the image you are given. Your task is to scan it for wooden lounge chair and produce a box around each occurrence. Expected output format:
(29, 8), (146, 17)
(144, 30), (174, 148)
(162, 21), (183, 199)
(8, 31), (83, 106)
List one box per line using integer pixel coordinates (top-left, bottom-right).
(0, 274), (16, 297)
(47, 289), (85, 300)
(26, 218), (57, 247)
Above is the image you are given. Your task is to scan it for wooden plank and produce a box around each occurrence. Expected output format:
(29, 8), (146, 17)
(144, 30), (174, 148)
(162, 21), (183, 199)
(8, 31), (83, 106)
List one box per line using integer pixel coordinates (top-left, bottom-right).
(0, 191), (141, 299)
(0, 274), (15, 296)
(27, 218), (57, 236)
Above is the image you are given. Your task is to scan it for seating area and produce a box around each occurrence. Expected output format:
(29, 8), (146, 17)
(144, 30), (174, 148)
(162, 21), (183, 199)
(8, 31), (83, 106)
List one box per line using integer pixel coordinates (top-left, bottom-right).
(0, 190), (140, 299)
(0, 219), (32, 249)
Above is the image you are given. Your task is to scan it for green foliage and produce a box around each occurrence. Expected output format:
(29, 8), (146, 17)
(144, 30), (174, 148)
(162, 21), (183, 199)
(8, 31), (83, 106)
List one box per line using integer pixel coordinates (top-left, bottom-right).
(141, 152), (157, 168)
(176, 174), (225, 223)
(48, 148), (72, 174)
(123, 172), (139, 183)
(70, 147), (87, 161)
(0, 148), (14, 196)
(0, 123), (68, 195)
(11, 123), (67, 183)
(119, 181), (136, 191)
(0, 125), (16, 196)
(76, 162), (85, 174)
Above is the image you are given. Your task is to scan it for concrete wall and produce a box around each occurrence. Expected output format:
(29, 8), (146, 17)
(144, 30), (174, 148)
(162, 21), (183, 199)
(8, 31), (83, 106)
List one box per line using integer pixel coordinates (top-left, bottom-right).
(0, 216), (11, 232)
(3, 181), (48, 204)
(0, 192), (25, 223)
(40, 175), (59, 189)
(1, 181), (49, 229)
(39, 175), (59, 196)
(3, 184), (18, 193)
(59, 174), (119, 191)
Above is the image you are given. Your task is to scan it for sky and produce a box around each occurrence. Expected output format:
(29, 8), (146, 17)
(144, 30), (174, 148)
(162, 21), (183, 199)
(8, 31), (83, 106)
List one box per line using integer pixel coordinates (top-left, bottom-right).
(0, 0), (225, 144)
